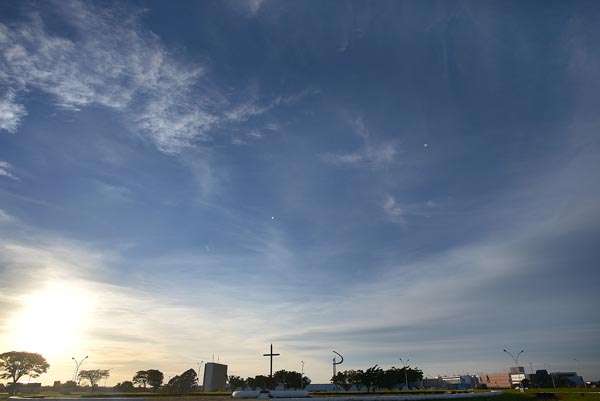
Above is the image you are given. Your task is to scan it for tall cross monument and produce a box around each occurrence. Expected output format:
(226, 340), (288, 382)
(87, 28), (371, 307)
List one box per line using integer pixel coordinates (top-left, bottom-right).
(263, 344), (280, 378)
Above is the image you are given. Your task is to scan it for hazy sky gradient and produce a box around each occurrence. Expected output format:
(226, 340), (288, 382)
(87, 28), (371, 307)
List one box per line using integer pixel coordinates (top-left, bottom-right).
(1, 0), (599, 385)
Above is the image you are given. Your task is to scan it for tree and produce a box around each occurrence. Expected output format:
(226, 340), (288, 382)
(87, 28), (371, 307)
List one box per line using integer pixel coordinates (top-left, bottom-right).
(273, 370), (304, 389)
(133, 371), (149, 388)
(114, 381), (135, 392)
(245, 377), (257, 390)
(166, 369), (197, 394)
(382, 367), (404, 390)
(332, 371), (352, 391)
(0, 352), (49, 394)
(228, 375), (246, 390)
(78, 369), (110, 389)
(361, 365), (384, 392)
(250, 375), (270, 390)
(347, 369), (363, 390)
(146, 369), (164, 390)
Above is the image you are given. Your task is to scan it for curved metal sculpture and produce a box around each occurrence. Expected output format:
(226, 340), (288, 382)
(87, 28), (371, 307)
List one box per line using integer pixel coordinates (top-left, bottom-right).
(332, 350), (344, 378)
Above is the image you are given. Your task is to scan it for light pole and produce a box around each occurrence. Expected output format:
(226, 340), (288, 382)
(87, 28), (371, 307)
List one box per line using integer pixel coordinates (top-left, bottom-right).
(300, 361), (305, 389)
(103, 369), (112, 388)
(544, 364), (556, 389)
(400, 358), (410, 390)
(503, 348), (525, 366)
(573, 359), (585, 388)
(72, 355), (88, 384)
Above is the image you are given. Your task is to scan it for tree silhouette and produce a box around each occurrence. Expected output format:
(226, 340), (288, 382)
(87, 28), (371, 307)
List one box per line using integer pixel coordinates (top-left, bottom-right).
(113, 381), (135, 392)
(228, 375), (246, 390)
(331, 371), (352, 391)
(133, 371), (149, 388)
(146, 369), (164, 390)
(333, 366), (423, 392)
(166, 369), (197, 394)
(78, 369), (110, 389)
(0, 351), (49, 394)
(273, 370), (304, 389)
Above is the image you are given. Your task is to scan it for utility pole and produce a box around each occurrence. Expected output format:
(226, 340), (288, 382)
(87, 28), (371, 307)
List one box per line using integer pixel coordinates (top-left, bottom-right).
(574, 359), (585, 388)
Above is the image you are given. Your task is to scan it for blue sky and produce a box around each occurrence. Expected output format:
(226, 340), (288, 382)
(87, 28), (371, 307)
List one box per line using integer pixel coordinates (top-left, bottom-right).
(1, 0), (599, 384)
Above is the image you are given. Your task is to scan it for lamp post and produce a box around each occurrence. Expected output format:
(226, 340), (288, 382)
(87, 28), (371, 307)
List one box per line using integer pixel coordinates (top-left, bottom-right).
(503, 348), (524, 366)
(72, 356), (88, 384)
(573, 359), (585, 388)
(300, 361), (305, 389)
(399, 358), (410, 390)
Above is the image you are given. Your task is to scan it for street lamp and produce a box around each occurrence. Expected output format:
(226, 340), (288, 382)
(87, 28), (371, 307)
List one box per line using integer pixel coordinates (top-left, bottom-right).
(503, 348), (525, 366)
(399, 358), (410, 390)
(72, 355), (88, 384)
(573, 359), (586, 388)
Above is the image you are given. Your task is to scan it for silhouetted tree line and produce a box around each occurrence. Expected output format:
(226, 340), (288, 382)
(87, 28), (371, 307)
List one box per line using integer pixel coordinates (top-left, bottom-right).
(228, 370), (311, 390)
(331, 365), (424, 392)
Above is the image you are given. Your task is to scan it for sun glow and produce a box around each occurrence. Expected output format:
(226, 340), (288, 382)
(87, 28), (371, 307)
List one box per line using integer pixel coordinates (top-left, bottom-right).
(7, 280), (95, 358)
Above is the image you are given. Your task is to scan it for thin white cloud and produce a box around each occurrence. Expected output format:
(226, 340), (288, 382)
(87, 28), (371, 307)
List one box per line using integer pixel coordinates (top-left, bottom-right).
(322, 116), (399, 167)
(383, 194), (404, 223)
(0, 90), (26, 133)
(0, 2), (312, 154)
(227, 0), (267, 17)
(0, 208), (15, 223)
(0, 4), (220, 153)
(0, 160), (18, 180)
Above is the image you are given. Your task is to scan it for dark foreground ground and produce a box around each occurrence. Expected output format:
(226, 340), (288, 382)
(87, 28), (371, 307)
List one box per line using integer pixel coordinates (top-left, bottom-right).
(1, 390), (599, 401)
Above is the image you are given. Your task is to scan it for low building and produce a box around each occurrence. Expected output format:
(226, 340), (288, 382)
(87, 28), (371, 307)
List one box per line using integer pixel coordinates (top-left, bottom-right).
(479, 372), (511, 389)
(203, 362), (228, 391)
(441, 375), (479, 389)
(8, 382), (42, 393)
(551, 372), (585, 387)
(305, 383), (337, 392)
(509, 367), (526, 387)
(421, 375), (478, 390)
(422, 377), (446, 389)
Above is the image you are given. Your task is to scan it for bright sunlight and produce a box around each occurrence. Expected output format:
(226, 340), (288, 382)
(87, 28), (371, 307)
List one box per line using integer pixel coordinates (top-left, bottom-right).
(7, 280), (95, 358)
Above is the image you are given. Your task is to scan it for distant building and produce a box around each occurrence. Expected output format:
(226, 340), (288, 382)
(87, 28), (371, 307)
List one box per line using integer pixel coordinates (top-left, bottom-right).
(8, 382), (42, 392)
(422, 375), (478, 390)
(551, 372), (585, 387)
(421, 377), (446, 389)
(305, 383), (337, 392)
(479, 372), (511, 389)
(509, 367), (526, 387)
(203, 362), (228, 391)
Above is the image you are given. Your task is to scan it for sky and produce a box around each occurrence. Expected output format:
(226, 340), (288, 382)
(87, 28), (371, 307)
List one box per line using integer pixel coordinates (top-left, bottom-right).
(1, 0), (600, 386)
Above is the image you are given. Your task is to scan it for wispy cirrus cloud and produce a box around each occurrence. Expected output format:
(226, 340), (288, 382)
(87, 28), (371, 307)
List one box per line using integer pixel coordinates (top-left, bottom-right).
(0, 3), (218, 153)
(0, 160), (18, 180)
(0, 208), (15, 223)
(0, 1), (306, 154)
(383, 195), (404, 223)
(322, 116), (399, 167)
(0, 90), (26, 133)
